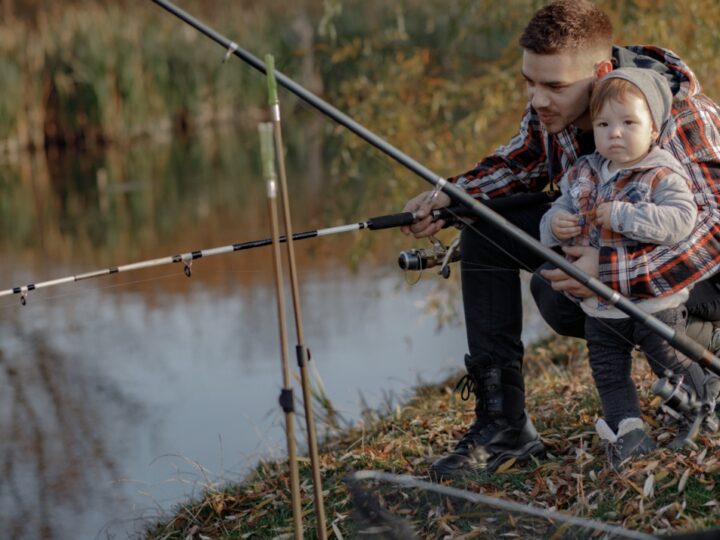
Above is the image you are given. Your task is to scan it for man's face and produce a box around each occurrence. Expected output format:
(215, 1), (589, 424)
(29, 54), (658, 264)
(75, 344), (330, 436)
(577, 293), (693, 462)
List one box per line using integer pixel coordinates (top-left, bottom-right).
(521, 50), (600, 133)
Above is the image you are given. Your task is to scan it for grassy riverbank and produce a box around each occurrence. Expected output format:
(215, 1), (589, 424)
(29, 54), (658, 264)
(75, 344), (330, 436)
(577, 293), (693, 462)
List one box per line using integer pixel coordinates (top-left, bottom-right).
(146, 335), (720, 538)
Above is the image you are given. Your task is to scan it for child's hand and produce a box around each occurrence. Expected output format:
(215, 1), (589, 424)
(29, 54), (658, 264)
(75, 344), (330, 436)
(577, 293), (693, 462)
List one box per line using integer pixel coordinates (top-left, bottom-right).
(595, 202), (613, 229)
(551, 211), (581, 240)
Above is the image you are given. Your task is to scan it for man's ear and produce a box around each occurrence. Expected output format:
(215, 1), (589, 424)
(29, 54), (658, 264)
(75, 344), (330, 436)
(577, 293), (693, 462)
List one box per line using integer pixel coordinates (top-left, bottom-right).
(594, 59), (613, 80)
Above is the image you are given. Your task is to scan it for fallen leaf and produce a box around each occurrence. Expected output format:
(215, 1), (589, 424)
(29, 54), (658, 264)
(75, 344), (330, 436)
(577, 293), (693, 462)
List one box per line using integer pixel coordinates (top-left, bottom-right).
(546, 478), (557, 496)
(644, 474), (655, 499)
(678, 469), (691, 493)
(496, 457), (517, 473)
(655, 470), (670, 483)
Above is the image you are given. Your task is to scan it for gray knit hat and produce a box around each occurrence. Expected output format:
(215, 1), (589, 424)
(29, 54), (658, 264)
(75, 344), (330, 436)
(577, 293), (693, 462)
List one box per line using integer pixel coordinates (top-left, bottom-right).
(601, 67), (673, 131)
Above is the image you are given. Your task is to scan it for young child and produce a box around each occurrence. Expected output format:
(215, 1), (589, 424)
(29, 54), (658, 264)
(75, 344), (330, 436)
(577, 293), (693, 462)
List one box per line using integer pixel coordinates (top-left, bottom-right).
(540, 67), (712, 469)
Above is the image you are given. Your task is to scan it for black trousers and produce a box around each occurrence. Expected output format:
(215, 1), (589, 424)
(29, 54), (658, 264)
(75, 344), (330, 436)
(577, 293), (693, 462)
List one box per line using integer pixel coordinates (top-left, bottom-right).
(460, 203), (551, 372)
(460, 203), (720, 417)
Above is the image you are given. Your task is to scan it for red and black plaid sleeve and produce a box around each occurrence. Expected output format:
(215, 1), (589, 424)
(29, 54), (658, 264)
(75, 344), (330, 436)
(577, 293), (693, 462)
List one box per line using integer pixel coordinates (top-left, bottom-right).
(448, 106), (550, 199)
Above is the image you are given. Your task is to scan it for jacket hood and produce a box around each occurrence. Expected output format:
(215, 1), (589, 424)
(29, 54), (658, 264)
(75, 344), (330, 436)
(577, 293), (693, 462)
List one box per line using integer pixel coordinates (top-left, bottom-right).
(614, 45), (701, 100)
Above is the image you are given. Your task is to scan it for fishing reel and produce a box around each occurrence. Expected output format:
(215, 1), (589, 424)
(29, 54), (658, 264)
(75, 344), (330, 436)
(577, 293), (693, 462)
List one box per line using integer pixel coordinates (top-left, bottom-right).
(653, 371), (719, 439)
(397, 235), (461, 279)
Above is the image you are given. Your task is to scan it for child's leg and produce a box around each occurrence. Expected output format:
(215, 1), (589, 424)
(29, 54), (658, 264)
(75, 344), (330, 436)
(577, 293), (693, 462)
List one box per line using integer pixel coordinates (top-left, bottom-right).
(585, 316), (639, 431)
(586, 316), (656, 468)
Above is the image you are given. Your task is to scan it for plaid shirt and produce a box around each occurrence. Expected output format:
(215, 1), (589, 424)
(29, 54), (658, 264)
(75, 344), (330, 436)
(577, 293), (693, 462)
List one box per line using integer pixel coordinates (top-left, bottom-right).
(451, 45), (720, 298)
(562, 149), (694, 252)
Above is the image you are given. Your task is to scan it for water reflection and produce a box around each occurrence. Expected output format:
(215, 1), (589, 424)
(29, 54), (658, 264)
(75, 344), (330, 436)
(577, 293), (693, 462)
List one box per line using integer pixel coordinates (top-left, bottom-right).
(0, 116), (443, 539)
(0, 115), (354, 271)
(0, 306), (133, 539)
(0, 265), (477, 539)
(0, 118), (548, 539)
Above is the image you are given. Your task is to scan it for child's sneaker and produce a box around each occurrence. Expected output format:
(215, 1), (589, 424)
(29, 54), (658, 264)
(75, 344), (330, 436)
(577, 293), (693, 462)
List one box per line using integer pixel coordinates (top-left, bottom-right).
(596, 418), (656, 470)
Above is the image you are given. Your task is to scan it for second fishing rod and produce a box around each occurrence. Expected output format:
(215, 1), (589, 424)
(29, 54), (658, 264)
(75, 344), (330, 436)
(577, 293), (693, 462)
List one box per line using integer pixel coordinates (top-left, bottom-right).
(0, 204), (474, 304)
(149, 0), (720, 376)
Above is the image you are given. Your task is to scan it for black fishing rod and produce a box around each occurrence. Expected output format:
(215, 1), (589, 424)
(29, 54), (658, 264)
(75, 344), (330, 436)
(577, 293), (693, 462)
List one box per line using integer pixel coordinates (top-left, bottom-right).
(150, 0), (720, 376)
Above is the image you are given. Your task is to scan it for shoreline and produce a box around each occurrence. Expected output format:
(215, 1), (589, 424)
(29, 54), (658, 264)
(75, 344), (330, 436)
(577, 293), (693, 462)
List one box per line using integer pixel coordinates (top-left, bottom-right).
(145, 335), (720, 538)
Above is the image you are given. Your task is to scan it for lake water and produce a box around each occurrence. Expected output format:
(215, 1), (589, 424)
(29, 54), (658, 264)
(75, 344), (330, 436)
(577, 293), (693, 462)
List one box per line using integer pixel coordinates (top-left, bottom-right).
(0, 119), (549, 539)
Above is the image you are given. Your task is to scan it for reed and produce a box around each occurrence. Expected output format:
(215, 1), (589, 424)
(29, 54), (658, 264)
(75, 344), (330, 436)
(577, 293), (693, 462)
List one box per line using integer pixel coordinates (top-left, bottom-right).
(0, 1), (301, 155)
(3, 0), (720, 262)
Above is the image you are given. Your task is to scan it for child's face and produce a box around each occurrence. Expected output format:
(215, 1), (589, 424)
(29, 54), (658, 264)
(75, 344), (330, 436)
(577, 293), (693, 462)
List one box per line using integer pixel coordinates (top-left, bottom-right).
(592, 94), (657, 169)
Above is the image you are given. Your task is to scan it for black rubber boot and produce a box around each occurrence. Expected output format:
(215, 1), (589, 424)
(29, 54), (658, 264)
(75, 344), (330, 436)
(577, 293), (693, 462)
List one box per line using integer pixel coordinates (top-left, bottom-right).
(429, 362), (544, 480)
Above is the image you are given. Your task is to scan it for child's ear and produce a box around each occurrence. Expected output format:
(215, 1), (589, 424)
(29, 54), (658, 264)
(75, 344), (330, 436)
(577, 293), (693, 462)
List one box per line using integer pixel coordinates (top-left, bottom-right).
(649, 128), (660, 149)
(594, 60), (613, 80)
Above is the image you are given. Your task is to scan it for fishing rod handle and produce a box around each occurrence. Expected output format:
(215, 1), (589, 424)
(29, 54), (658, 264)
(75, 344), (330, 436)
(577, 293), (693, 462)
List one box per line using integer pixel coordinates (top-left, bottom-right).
(366, 212), (416, 230)
(365, 206), (463, 231)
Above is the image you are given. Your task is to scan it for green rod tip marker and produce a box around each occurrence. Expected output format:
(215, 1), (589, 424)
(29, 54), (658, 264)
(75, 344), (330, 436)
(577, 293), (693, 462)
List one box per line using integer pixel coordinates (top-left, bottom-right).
(265, 54), (278, 106)
(258, 122), (276, 181)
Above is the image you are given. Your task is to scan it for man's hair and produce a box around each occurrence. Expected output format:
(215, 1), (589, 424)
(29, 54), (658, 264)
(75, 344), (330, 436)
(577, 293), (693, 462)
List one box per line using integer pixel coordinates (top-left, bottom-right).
(590, 77), (651, 125)
(519, 0), (613, 56)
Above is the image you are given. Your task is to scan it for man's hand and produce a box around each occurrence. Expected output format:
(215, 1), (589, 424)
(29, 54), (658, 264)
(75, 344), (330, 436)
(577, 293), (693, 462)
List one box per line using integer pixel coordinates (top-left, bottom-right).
(400, 190), (452, 238)
(595, 202), (613, 229)
(550, 211), (580, 240)
(540, 245), (600, 298)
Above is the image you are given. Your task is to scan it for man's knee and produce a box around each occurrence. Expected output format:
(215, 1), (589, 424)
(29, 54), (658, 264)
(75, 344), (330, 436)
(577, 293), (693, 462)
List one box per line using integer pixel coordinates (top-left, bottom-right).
(530, 265), (585, 339)
(687, 277), (720, 321)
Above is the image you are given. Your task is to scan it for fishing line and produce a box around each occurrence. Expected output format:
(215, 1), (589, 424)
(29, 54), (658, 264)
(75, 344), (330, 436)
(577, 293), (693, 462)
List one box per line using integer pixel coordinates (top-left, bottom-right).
(234, 35), (450, 237)
(292, 97), (400, 178)
(0, 264), (272, 313)
(0, 271), (182, 311)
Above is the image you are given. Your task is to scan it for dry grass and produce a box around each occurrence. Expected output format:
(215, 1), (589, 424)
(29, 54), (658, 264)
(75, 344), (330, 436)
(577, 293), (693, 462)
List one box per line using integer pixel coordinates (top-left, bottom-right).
(145, 335), (720, 538)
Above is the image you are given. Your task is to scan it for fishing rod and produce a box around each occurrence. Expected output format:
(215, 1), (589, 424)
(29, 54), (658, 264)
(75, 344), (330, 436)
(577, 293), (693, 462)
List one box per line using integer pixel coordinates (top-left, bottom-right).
(264, 57), (327, 538)
(259, 122), (303, 538)
(3, 198), (544, 305)
(0, 207), (461, 305)
(149, 0), (720, 376)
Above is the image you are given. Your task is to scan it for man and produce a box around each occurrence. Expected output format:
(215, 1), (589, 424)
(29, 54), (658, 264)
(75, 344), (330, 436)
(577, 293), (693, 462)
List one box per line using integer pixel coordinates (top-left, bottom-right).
(402, 0), (720, 480)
